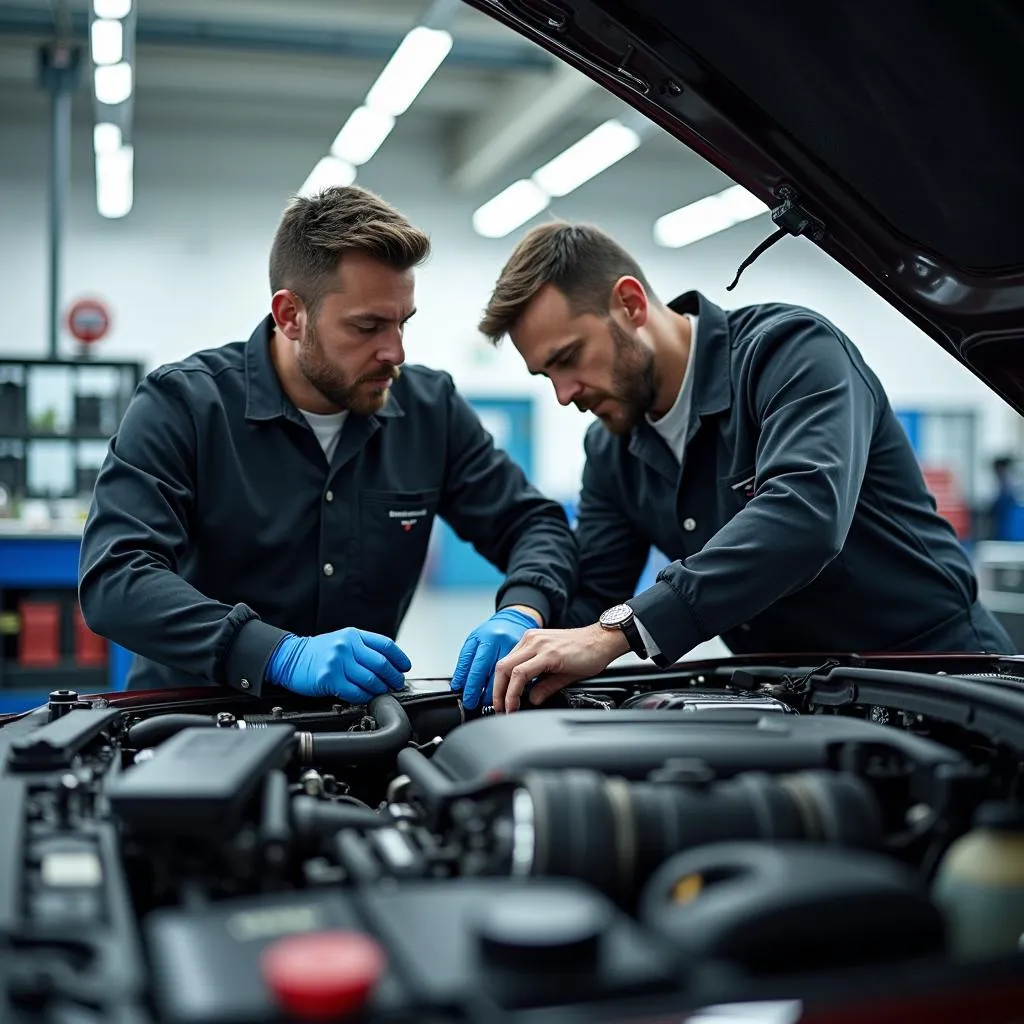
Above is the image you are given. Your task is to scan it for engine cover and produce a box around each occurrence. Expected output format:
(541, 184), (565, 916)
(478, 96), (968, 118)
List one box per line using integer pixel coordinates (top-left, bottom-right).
(619, 689), (796, 713)
(428, 709), (962, 783)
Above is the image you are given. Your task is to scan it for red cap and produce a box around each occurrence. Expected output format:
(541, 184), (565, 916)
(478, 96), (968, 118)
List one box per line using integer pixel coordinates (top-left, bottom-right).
(261, 930), (387, 1019)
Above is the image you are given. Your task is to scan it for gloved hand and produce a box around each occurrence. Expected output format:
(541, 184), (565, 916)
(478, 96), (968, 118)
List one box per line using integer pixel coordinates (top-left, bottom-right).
(451, 608), (538, 710)
(266, 627), (411, 703)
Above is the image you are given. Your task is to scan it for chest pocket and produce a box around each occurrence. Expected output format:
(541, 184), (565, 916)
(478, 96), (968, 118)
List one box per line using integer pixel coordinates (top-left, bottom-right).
(359, 488), (440, 600)
(721, 465), (757, 512)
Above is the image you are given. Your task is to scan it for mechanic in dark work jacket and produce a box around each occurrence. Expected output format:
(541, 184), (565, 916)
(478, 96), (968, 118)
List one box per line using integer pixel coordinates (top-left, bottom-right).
(467, 222), (1014, 713)
(79, 187), (576, 705)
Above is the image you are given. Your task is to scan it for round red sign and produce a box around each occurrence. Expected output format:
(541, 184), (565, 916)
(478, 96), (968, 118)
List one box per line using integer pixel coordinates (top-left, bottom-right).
(66, 298), (111, 344)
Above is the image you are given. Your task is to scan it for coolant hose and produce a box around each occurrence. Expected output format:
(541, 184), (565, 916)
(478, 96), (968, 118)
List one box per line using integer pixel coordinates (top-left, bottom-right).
(300, 694), (412, 765)
(127, 713), (215, 747)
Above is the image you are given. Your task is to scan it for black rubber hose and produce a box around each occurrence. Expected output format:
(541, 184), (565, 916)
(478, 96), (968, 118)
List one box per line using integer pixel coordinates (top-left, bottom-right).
(304, 694), (412, 765)
(261, 770), (292, 865)
(127, 713), (215, 747)
(291, 795), (391, 837)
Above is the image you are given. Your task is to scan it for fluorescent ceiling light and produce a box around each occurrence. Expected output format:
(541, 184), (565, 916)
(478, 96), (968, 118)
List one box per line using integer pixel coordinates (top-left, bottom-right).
(96, 144), (134, 219)
(365, 25), (453, 117)
(653, 184), (768, 249)
(473, 179), (550, 239)
(330, 106), (395, 167)
(93, 0), (131, 17)
(299, 156), (357, 198)
(532, 119), (641, 198)
(94, 62), (133, 105)
(90, 18), (123, 65)
(93, 122), (122, 154)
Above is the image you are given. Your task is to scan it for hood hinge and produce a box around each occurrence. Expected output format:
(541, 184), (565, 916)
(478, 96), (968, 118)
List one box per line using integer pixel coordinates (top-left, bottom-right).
(726, 185), (826, 291)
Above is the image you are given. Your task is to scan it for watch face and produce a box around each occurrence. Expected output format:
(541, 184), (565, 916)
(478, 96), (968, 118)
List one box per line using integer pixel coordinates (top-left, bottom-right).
(600, 603), (633, 628)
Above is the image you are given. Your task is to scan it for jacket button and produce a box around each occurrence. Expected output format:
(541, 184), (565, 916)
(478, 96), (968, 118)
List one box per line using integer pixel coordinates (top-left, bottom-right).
(683, 518), (697, 531)
(323, 563), (334, 577)
(325, 490), (334, 503)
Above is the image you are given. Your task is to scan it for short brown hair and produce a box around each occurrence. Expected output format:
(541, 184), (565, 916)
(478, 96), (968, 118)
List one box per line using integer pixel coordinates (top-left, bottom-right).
(269, 184), (430, 315)
(478, 221), (655, 343)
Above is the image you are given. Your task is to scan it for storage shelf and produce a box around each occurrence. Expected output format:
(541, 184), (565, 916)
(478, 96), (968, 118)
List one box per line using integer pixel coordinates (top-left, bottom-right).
(0, 355), (142, 504)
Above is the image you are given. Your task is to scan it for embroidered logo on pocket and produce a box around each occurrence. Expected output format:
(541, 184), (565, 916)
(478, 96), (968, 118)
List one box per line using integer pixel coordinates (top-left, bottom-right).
(730, 475), (756, 499)
(389, 507), (428, 532)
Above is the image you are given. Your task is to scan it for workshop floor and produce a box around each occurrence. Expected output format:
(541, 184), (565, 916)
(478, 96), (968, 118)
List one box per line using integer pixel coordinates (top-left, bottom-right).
(397, 585), (729, 679)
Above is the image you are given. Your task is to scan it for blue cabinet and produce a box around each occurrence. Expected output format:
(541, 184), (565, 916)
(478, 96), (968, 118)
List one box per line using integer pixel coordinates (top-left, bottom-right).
(0, 533), (131, 713)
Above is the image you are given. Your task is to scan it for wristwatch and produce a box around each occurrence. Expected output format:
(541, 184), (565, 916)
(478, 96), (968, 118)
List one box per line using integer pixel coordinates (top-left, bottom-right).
(599, 603), (648, 659)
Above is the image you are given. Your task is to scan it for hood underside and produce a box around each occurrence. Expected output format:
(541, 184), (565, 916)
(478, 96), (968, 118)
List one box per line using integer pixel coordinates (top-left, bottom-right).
(463, 0), (1024, 413)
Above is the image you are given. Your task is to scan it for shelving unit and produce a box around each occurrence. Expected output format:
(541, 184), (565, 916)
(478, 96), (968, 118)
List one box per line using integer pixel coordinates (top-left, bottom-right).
(0, 356), (142, 713)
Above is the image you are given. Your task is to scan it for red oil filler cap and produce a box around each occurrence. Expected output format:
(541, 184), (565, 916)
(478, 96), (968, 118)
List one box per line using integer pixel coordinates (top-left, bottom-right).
(261, 930), (387, 1019)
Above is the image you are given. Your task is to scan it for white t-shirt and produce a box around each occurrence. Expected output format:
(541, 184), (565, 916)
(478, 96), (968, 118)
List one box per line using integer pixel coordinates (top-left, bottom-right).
(646, 313), (698, 465)
(299, 408), (348, 463)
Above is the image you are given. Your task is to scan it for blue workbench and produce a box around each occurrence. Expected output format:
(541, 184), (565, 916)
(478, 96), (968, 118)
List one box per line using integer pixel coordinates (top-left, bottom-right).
(0, 527), (132, 713)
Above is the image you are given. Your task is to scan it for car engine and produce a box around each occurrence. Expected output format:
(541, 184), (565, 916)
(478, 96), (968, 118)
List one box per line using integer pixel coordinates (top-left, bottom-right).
(2, 654), (1024, 1023)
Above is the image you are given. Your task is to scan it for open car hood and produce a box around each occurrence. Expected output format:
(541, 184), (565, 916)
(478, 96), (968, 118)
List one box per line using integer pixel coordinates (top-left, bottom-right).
(463, 0), (1024, 414)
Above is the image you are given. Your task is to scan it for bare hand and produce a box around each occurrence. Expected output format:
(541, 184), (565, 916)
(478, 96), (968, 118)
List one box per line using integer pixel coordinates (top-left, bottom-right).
(491, 623), (628, 714)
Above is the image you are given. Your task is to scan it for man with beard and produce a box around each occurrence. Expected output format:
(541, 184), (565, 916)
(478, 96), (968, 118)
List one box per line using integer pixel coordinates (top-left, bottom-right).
(463, 221), (1014, 714)
(78, 187), (577, 705)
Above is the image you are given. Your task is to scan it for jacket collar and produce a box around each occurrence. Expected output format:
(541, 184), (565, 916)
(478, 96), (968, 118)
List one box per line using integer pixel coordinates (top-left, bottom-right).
(244, 314), (404, 423)
(665, 290), (733, 418)
(626, 291), (733, 481)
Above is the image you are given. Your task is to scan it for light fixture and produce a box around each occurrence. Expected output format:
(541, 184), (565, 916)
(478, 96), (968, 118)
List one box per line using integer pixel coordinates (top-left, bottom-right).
(472, 114), (653, 238)
(90, 18), (123, 65)
(472, 179), (551, 239)
(365, 26), (453, 117)
(93, 0), (131, 18)
(94, 62), (133, 105)
(93, 122), (122, 154)
(296, 18), (454, 195)
(96, 144), (134, 219)
(653, 184), (768, 249)
(532, 119), (641, 198)
(299, 156), (358, 198)
(330, 106), (396, 167)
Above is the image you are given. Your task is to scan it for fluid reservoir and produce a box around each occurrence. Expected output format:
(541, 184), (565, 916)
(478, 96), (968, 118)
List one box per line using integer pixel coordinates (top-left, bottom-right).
(932, 801), (1024, 960)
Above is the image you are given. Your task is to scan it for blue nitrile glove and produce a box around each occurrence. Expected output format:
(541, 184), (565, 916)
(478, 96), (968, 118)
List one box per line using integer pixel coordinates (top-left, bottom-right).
(451, 608), (538, 710)
(266, 627), (411, 703)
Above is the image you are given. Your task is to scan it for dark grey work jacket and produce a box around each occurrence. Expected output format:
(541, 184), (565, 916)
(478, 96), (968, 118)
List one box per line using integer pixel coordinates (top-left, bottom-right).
(79, 317), (578, 695)
(567, 291), (1014, 664)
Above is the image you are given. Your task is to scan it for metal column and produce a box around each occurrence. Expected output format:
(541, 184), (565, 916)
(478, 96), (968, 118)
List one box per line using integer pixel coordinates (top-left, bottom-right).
(38, 42), (82, 360)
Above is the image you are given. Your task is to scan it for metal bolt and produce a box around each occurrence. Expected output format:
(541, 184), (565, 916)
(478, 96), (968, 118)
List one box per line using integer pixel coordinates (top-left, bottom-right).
(216, 712), (236, 727)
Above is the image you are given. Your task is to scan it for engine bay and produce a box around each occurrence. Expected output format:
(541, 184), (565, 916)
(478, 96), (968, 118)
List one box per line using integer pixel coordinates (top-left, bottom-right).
(2, 652), (1024, 1022)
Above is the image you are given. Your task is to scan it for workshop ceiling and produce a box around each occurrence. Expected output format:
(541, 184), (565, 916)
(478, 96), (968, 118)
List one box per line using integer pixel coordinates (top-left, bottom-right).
(0, 0), (671, 192)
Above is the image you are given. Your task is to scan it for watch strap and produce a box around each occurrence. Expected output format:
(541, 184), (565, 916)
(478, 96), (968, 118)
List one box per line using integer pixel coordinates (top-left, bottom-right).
(618, 613), (648, 659)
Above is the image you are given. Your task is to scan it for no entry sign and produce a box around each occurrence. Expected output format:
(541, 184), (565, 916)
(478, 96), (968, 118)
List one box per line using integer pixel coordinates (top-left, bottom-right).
(66, 298), (111, 344)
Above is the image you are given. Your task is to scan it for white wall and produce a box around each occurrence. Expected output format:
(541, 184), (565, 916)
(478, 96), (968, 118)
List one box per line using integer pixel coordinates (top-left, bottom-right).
(1, 107), (1018, 504)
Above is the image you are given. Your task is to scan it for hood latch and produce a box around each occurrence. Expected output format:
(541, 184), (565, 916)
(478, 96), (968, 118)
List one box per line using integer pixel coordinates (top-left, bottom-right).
(726, 184), (826, 291)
